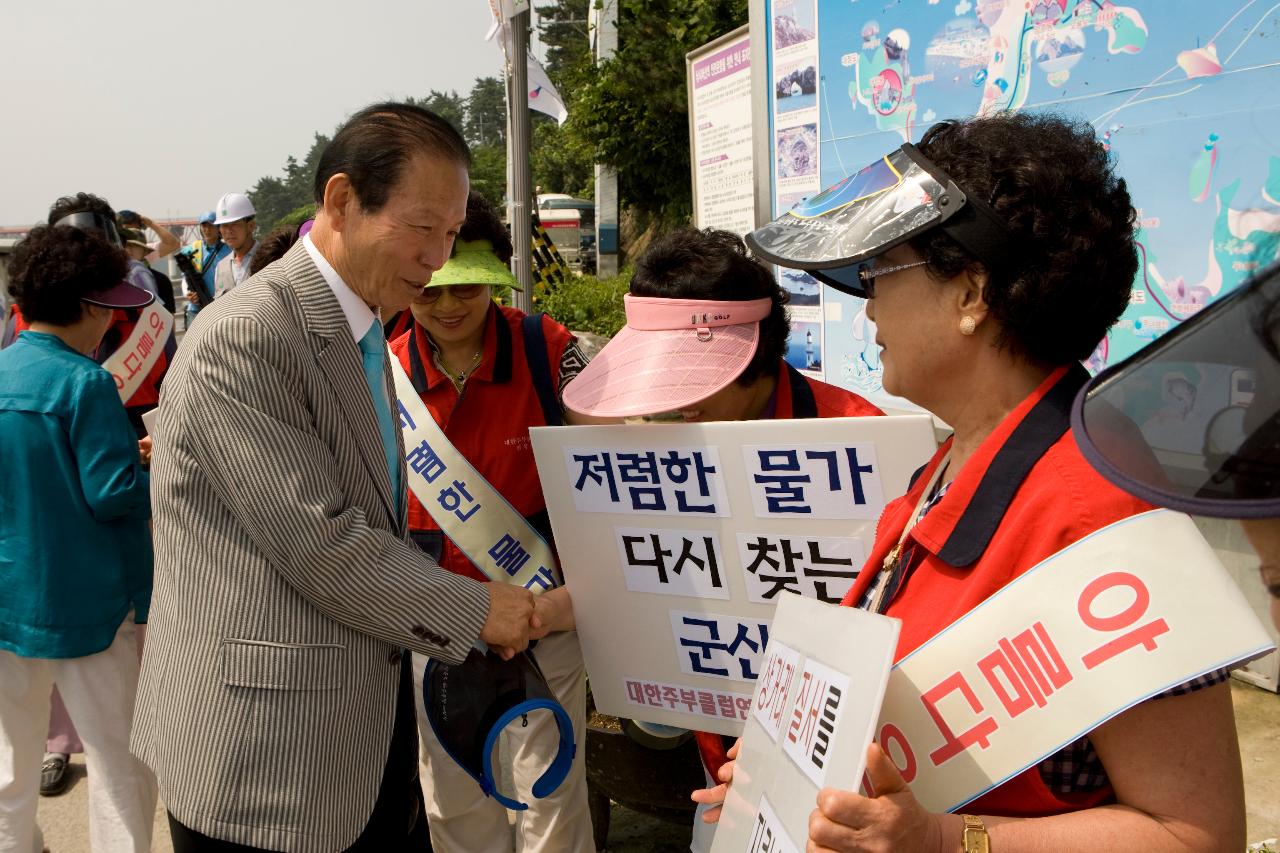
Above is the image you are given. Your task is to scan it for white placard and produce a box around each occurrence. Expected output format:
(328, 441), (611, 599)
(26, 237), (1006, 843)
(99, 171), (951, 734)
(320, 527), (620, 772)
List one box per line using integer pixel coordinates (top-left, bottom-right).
(530, 415), (935, 735)
(710, 594), (900, 852)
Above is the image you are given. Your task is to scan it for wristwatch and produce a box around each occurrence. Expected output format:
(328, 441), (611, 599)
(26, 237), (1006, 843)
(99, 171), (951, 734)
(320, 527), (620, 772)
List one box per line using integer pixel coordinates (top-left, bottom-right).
(961, 814), (990, 853)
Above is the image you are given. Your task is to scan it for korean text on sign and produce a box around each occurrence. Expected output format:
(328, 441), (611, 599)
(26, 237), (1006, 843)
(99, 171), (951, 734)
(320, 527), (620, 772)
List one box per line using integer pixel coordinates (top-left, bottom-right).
(746, 794), (802, 853)
(109, 309), (168, 390)
(737, 533), (863, 603)
(742, 443), (885, 519)
(621, 677), (751, 722)
(781, 656), (850, 788)
(878, 571), (1172, 784)
(563, 445), (730, 517)
(669, 610), (770, 683)
(615, 527), (729, 600)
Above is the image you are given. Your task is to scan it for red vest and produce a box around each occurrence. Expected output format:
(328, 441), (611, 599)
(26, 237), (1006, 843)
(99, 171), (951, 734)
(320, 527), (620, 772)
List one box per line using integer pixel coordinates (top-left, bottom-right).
(773, 362), (884, 419)
(390, 305), (574, 583)
(841, 366), (1153, 817)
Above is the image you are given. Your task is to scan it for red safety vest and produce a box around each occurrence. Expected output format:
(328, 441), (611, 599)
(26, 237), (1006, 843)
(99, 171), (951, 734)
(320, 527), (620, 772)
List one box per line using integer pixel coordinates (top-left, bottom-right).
(840, 365), (1153, 817)
(390, 304), (575, 583)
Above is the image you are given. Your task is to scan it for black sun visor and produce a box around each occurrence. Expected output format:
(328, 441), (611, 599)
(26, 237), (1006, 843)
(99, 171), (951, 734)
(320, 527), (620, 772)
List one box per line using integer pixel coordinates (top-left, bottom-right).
(1073, 262), (1280, 518)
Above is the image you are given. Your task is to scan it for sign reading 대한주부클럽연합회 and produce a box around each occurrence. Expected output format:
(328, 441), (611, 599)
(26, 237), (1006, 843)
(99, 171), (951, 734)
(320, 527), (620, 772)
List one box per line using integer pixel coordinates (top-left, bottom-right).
(529, 415), (936, 735)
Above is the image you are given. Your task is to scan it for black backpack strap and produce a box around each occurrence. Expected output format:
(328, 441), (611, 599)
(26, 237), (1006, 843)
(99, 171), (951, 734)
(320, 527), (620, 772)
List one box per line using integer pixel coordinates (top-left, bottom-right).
(522, 313), (562, 427)
(784, 362), (819, 419)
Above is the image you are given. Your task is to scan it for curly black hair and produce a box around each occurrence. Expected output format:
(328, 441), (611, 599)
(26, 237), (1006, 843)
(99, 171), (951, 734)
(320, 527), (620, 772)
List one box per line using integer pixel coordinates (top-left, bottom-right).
(630, 228), (790, 385)
(457, 191), (512, 265)
(910, 113), (1138, 366)
(250, 224), (302, 276)
(47, 192), (116, 225)
(9, 225), (129, 325)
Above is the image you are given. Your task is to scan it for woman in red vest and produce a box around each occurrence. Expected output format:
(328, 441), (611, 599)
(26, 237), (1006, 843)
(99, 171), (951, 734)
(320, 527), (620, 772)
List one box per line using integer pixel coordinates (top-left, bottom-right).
(388, 191), (597, 853)
(694, 113), (1246, 851)
(543, 227), (884, 851)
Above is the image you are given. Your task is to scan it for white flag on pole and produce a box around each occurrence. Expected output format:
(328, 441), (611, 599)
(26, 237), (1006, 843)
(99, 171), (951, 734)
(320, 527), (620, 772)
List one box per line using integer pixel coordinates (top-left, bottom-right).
(498, 0), (529, 19)
(527, 57), (568, 124)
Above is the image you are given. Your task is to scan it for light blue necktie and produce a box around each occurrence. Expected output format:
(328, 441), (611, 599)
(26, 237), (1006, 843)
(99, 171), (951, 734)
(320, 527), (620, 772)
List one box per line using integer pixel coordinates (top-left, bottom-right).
(358, 319), (402, 512)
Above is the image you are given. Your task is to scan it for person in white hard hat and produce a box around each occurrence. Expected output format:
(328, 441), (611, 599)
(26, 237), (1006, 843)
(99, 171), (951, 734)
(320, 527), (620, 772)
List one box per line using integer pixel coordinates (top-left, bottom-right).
(211, 191), (257, 298)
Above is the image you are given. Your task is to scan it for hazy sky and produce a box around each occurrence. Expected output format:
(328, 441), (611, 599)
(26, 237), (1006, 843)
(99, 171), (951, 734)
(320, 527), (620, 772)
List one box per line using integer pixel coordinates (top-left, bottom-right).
(0, 1), (521, 227)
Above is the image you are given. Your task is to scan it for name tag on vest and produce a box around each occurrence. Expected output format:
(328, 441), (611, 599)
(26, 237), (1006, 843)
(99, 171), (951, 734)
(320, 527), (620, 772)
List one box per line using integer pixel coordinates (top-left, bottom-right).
(102, 302), (173, 404)
(389, 353), (560, 592)
(872, 509), (1274, 813)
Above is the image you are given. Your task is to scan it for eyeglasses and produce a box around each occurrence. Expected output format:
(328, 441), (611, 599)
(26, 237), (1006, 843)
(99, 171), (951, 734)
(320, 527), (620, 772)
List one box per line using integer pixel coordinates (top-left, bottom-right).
(419, 284), (488, 304)
(857, 259), (929, 298)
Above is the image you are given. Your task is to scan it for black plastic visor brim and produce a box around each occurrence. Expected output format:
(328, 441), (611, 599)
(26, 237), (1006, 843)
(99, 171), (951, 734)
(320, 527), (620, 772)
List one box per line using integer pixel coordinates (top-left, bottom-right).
(1072, 262), (1280, 518)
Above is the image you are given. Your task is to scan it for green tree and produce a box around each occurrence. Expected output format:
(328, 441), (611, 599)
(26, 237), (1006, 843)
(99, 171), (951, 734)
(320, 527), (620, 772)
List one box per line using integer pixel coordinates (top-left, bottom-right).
(531, 118), (593, 198)
(248, 132), (329, 234)
(411, 90), (466, 136)
(537, 0), (590, 80)
(469, 143), (508, 209)
(567, 0), (747, 227)
(466, 77), (507, 149)
(531, 0), (594, 198)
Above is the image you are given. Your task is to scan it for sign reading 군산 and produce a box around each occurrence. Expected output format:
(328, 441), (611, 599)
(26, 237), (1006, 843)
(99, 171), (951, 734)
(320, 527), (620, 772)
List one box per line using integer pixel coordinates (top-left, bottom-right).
(529, 415), (937, 735)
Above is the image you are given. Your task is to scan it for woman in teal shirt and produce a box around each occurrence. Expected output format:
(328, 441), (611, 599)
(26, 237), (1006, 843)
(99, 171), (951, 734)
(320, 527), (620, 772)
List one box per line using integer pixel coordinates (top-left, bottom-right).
(0, 219), (158, 852)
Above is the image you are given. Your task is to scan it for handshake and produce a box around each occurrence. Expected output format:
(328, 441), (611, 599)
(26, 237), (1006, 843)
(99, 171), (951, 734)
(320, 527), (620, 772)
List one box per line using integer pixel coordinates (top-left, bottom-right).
(478, 584), (576, 660)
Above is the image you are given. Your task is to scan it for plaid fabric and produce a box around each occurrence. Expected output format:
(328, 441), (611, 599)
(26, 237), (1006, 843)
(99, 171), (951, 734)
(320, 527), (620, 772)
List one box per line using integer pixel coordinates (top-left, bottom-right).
(867, 485), (1235, 794)
(1038, 668), (1229, 793)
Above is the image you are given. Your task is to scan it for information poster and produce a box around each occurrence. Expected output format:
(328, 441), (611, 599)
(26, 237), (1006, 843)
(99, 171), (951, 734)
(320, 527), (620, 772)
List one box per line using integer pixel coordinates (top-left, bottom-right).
(689, 27), (757, 237)
(530, 416), (936, 735)
(762, 0), (1280, 409)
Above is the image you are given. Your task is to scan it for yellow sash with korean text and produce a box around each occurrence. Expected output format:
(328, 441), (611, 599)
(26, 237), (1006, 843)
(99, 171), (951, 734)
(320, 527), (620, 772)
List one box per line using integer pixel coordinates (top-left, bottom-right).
(388, 353), (560, 592)
(101, 302), (173, 403)
(870, 509), (1274, 813)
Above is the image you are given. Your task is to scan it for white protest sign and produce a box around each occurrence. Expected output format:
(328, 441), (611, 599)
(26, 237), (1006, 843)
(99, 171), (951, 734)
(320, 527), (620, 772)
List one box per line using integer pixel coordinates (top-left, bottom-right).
(530, 415), (935, 735)
(709, 594), (900, 853)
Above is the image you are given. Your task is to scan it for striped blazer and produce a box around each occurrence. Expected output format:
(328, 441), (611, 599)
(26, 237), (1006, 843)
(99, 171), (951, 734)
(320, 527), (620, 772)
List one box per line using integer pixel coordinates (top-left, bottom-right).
(131, 242), (490, 851)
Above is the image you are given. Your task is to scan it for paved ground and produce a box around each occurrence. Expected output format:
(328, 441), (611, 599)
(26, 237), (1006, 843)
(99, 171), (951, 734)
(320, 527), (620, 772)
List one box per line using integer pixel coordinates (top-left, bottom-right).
(34, 680), (1278, 851)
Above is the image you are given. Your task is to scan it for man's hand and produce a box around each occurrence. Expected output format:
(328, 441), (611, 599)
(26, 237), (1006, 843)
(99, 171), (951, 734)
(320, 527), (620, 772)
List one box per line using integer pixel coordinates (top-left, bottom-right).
(479, 582), (537, 660)
(138, 436), (153, 466)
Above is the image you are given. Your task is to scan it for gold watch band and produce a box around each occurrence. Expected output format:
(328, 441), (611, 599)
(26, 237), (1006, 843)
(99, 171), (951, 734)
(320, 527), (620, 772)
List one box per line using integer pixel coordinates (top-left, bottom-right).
(961, 814), (990, 853)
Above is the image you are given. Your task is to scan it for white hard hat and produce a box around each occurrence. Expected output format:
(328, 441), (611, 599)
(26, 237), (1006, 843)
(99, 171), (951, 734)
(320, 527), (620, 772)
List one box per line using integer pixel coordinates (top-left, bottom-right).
(213, 192), (256, 225)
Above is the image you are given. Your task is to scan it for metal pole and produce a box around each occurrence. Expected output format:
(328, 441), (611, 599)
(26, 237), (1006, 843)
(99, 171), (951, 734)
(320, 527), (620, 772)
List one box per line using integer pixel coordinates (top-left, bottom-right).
(593, 0), (619, 278)
(508, 8), (534, 311)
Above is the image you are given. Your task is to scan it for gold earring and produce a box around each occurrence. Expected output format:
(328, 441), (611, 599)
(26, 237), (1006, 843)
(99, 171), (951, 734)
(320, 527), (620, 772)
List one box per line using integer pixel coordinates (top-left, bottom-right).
(959, 316), (977, 336)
